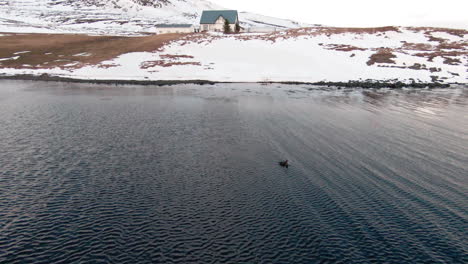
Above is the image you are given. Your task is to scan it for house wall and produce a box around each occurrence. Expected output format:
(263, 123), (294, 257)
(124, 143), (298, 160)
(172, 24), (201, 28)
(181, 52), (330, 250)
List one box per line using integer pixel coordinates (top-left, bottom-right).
(202, 16), (238, 32)
(157, 27), (194, 34)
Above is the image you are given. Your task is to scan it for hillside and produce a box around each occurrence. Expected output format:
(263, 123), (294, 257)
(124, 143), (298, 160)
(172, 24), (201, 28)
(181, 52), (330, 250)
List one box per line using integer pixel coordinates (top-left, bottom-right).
(0, 26), (466, 84)
(0, 0), (305, 35)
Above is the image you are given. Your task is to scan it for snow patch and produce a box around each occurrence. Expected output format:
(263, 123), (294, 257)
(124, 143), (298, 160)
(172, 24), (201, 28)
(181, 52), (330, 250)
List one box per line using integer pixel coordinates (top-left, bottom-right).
(73, 52), (92, 57)
(63, 62), (80, 67)
(14, 51), (30, 55)
(0, 56), (20, 61)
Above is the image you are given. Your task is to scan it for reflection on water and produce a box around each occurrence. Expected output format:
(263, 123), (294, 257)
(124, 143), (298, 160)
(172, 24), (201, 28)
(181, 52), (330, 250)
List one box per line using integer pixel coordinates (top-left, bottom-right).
(0, 81), (467, 264)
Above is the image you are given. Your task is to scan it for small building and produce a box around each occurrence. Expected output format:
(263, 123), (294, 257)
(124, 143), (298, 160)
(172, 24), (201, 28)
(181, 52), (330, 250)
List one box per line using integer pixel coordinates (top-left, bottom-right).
(200, 10), (239, 32)
(156, 24), (194, 34)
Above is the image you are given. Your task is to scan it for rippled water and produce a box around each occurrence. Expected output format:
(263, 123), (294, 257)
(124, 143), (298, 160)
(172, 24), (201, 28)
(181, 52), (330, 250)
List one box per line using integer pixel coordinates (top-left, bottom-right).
(0, 80), (467, 264)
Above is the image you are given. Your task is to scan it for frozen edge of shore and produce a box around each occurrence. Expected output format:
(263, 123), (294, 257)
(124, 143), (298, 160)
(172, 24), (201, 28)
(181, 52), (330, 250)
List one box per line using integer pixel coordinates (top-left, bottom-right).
(1, 74), (466, 89)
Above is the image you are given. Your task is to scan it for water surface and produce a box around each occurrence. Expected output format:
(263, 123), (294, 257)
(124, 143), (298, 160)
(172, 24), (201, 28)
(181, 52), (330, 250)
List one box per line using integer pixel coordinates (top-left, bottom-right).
(0, 81), (467, 263)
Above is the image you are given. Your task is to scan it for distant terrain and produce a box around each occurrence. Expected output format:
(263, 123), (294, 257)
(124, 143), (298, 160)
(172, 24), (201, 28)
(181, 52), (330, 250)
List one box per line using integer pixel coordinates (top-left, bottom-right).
(0, 0), (305, 35)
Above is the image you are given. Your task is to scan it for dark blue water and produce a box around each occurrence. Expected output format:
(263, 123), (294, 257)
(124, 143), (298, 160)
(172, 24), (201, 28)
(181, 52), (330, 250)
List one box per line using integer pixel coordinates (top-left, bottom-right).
(0, 80), (467, 264)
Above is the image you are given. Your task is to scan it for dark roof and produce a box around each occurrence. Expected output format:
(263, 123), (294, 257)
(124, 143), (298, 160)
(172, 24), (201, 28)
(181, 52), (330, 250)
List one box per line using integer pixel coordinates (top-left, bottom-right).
(200, 10), (238, 24)
(157, 24), (193, 28)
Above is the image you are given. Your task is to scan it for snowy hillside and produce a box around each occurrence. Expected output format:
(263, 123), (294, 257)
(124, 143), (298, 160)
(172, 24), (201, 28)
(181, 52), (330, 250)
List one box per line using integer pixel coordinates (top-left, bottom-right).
(0, 0), (306, 35)
(1, 26), (466, 83)
(131, 28), (467, 83)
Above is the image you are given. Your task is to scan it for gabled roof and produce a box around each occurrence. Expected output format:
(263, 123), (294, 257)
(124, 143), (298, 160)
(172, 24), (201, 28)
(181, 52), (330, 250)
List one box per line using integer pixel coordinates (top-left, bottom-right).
(157, 24), (193, 28)
(200, 10), (238, 24)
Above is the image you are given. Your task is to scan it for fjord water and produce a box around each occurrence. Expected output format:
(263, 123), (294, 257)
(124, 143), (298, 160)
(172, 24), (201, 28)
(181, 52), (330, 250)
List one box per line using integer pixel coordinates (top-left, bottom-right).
(0, 80), (466, 264)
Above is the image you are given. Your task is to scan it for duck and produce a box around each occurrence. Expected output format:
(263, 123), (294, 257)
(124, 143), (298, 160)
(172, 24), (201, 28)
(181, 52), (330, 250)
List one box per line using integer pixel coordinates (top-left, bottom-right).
(279, 160), (289, 168)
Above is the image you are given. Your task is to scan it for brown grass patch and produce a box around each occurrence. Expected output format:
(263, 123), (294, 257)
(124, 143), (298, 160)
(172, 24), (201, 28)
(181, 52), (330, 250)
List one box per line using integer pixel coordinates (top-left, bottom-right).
(426, 34), (446, 43)
(438, 42), (468, 50)
(408, 27), (468, 38)
(325, 44), (366, 52)
(401, 42), (435, 51)
(140, 53), (201, 69)
(367, 48), (397, 65)
(140, 60), (201, 69)
(443, 57), (462, 65)
(413, 50), (467, 62)
(160, 54), (194, 59)
(0, 33), (185, 69)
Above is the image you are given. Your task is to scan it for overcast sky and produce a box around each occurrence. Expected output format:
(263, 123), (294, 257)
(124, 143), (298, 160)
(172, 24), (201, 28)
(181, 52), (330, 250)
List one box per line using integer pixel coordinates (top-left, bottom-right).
(209, 0), (468, 29)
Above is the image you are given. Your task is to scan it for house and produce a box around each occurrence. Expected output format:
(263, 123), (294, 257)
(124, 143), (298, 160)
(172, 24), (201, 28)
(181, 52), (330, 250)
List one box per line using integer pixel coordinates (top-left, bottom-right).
(200, 10), (239, 32)
(156, 24), (194, 34)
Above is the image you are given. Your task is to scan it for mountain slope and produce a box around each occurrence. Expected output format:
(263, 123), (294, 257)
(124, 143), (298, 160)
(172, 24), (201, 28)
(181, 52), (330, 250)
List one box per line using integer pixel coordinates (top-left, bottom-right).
(0, 0), (306, 35)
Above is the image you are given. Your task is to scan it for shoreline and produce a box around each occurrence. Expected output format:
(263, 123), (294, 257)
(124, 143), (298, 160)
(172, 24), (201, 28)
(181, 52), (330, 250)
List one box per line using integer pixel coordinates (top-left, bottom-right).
(1, 29), (466, 86)
(0, 74), (463, 89)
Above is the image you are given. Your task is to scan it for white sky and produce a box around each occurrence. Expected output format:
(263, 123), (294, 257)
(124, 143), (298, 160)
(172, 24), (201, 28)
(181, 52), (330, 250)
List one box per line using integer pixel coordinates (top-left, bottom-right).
(209, 0), (468, 29)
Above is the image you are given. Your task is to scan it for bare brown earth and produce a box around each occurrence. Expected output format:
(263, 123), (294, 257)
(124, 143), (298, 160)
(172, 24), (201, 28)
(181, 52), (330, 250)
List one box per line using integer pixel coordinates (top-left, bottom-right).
(139, 54), (201, 69)
(0, 33), (185, 69)
(367, 48), (397, 65)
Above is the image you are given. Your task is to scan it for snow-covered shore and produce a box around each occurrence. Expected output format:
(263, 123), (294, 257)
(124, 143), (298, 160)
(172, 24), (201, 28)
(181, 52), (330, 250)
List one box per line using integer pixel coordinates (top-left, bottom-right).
(0, 27), (466, 84)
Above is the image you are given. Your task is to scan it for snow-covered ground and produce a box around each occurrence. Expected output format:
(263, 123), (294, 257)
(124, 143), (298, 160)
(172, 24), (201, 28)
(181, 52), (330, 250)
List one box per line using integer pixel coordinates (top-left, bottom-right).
(0, 0), (466, 84)
(1, 27), (466, 83)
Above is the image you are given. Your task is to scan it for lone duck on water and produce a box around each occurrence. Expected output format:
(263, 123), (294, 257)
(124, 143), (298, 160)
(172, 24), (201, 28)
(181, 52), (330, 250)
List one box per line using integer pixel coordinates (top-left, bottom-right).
(279, 160), (289, 168)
